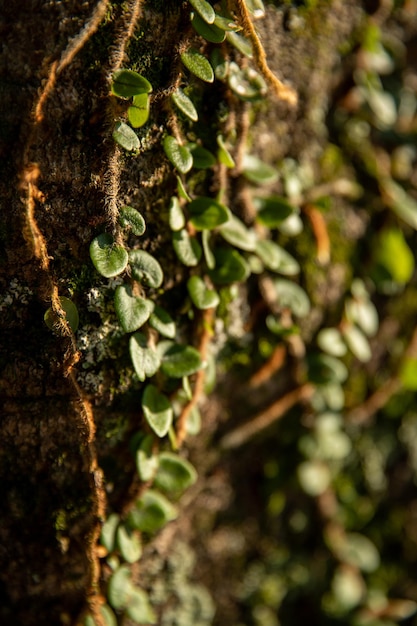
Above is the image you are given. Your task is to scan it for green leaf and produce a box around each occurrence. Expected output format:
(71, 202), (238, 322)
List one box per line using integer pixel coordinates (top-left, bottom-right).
(188, 0), (215, 23)
(255, 195), (295, 227)
(111, 69), (152, 98)
(171, 88), (198, 122)
(255, 239), (300, 275)
(154, 452), (198, 494)
(172, 229), (202, 266)
(129, 249), (164, 288)
(181, 49), (214, 83)
(126, 588), (157, 624)
(100, 513), (120, 553)
(129, 332), (161, 381)
(381, 178), (417, 230)
(217, 134), (235, 168)
(337, 533), (380, 573)
(186, 405), (202, 435)
(163, 136), (193, 174)
(209, 247), (250, 284)
(149, 306), (176, 338)
(158, 341), (203, 378)
(44, 296), (79, 333)
(226, 31), (253, 57)
(127, 92), (150, 128)
(192, 12), (226, 43)
(317, 328), (347, 357)
(84, 605), (117, 626)
(308, 353), (348, 385)
(108, 565), (134, 610)
(400, 357), (417, 391)
(244, 0), (265, 18)
(187, 275), (220, 309)
(177, 175), (191, 201)
(188, 196), (231, 230)
(211, 48), (229, 81)
(112, 121), (140, 151)
(242, 154), (279, 185)
(119, 205), (146, 236)
(136, 434), (159, 481)
(228, 63), (267, 101)
(116, 524), (142, 563)
(114, 285), (154, 333)
(213, 14), (241, 31)
(189, 144), (217, 169)
(219, 215), (257, 251)
(142, 384), (173, 437)
(374, 227), (414, 284)
(202, 229), (215, 269)
(168, 196), (185, 231)
(90, 233), (128, 278)
(128, 489), (177, 533)
(342, 324), (372, 362)
(272, 278), (310, 317)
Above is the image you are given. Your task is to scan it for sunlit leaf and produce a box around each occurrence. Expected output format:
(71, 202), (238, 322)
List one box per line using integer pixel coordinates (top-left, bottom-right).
(136, 434), (159, 481)
(119, 205), (146, 236)
(116, 524), (142, 564)
(188, 196), (230, 230)
(271, 278), (310, 317)
(112, 121), (140, 151)
(44, 296), (79, 333)
(242, 154), (279, 185)
(188, 0), (215, 23)
(126, 588), (157, 624)
(111, 69), (152, 98)
(172, 229), (202, 266)
(158, 341), (203, 378)
(149, 305), (176, 338)
(154, 452), (198, 494)
(127, 92), (150, 128)
(181, 48), (214, 83)
(187, 275), (220, 309)
(129, 249), (164, 288)
(90, 233), (128, 278)
(108, 565), (134, 609)
(163, 136), (193, 173)
(226, 31), (253, 57)
(171, 88), (198, 122)
(128, 489), (177, 533)
(129, 332), (161, 381)
(217, 134), (235, 168)
(142, 384), (173, 437)
(100, 513), (120, 553)
(192, 12), (226, 43)
(255, 239), (300, 275)
(342, 324), (372, 362)
(114, 285), (154, 333)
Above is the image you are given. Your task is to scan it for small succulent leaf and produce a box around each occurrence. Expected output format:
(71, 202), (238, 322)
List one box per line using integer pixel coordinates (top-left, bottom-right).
(168, 196), (185, 231)
(129, 249), (164, 288)
(163, 136), (193, 173)
(255, 195), (295, 226)
(188, 196), (231, 230)
(219, 215), (257, 251)
(127, 93), (150, 128)
(158, 341), (203, 378)
(213, 14), (241, 31)
(187, 275), (220, 309)
(242, 154), (279, 185)
(202, 229), (215, 269)
(317, 328), (347, 357)
(255, 239), (300, 275)
(171, 88), (198, 121)
(208, 247), (250, 285)
(136, 434), (159, 481)
(114, 285), (154, 333)
(342, 324), (372, 362)
(129, 332), (161, 381)
(226, 31), (253, 57)
(186, 406), (202, 435)
(116, 524), (142, 564)
(142, 384), (173, 437)
(181, 48), (214, 83)
(127, 489), (177, 533)
(126, 588), (157, 624)
(119, 205), (146, 235)
(108, 565), (134, 609)
(100, 513), (120, 553)
(111, 69), (152, 98)
(112, 121), (140, 151)
(192, 12), (226, 43)
(272, 278), (311, 317)
(149, 305), (176, 338)
(217, 134), (235, 167)
(189, 144), (217, 169)
(177, 175), (192, 201)
(90, 233), (129, 278)
(154, 452), (198, 494)
(44, 296), (79, 333)
(172, 229), (202, 266)
(188, 0), (215, 23)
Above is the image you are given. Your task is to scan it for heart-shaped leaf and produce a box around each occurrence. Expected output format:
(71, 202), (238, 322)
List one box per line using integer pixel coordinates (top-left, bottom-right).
(208, 247), (250, 284)
(142, 384), (173, 437)
(181, 49), (214, 83)
(188, 0), (215, 23)
(90, 233), (128, 278)
(187, 275), (219, 309)
(112, 121), (140, 151)
(171, 89), (198, 122)
(111, 69), (152, 98)
(172, 229), (202, 266)
(127, 489), (177, 533)
(129, 332), (161, 381)
(114, 285), (154, 333)
(149, 305), (176, 338)
(163, 136), (193, 173)
(158, 341), (203, 378)
(188, 196), (230, 230)
(154, 452), (198, 494)
(44, 296), (79, 333)
(119, 205), (146, 235)
(127, 93), (150, 128)
(129, 249), (164, 288)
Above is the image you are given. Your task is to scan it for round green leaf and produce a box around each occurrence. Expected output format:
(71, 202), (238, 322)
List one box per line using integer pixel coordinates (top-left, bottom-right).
(127, 93), (150, 128)
(154, 452), (198, 494)
(208, 247), (250, 284)
(112, 121), (140, 151)
(44, 296), (79, 333)
(90, 233), (129, 278)
(128, 489), (177, 533)
(272, 278), (310, 317)
(242, 154), (279, 185)
(129, 332), (161, 381)
(255, 239), (300, 275)
(255, 195), (295, 227)
(187, 275), (219, 309)
(100, 513), (120, 553)
(172, 229), (202, 266)
(116, 524), (142, 564)
(188, 0), (215, 23)
(136, 434), (159, 481)
(129, 249), (164, 288)
(142, 384), (173, 437)
(126, 588), (156, 624)
(219, 215), (257, 251)
(149, 305), (176, 338)
(108, 565), (134, 610)
(188, 196), (231, 230)
(119, 205), (146, 235)
(158, 341), (203, 378)
(111, 69), (152, 98)
(192, 12), (226, 43)
(171, 88), (198, 122)
(189, 144), (217, 169)
(114, 285), (154, 333)
(181, 49), (214, 83)
(163, 136), (193, 174)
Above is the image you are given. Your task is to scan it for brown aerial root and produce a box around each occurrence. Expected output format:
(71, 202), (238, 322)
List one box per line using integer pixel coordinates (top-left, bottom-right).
(249, 344), (287, 388)
(175, 308), (215, 448)
(220, 382), (314, 450)
(302, 203), (331, 265)
(230, 0), (298, 106)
